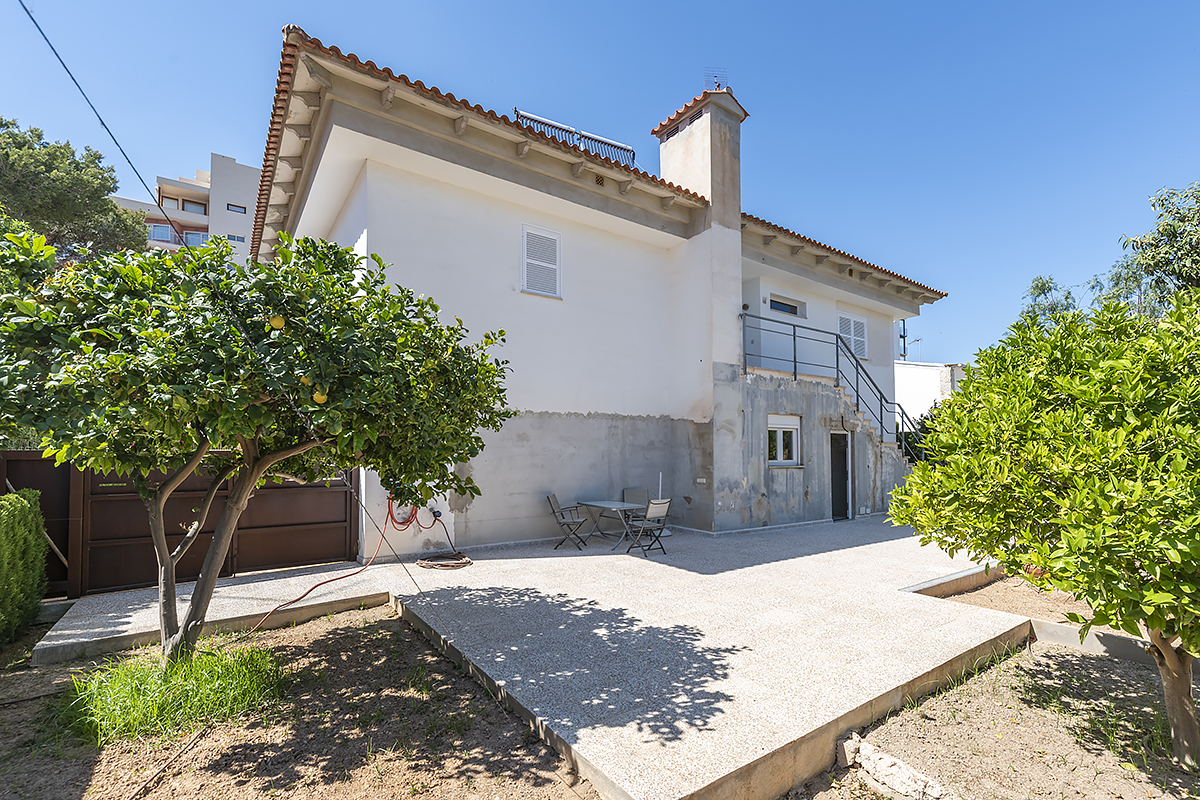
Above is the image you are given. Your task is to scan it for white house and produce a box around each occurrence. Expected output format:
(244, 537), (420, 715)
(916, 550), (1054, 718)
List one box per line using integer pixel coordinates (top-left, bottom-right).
(894, 361), (967, 420)
(249, 27), (947, 555)
(113, 153), (261, 261)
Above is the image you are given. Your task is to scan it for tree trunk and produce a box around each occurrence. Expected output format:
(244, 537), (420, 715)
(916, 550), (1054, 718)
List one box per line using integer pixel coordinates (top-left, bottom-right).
(164, 438), (322, 663)
(1150, 635), (1200, 770)
(147, 500), (181, 655)
(166, 469), (259, 662)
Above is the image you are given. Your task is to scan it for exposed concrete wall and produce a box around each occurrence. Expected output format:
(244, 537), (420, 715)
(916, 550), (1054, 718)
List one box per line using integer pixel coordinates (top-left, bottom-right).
(446, 410), (713, 547)
(711, 364), (910, 530)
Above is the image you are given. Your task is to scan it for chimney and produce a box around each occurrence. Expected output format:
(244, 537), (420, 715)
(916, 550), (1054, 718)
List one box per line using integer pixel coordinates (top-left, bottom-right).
(653, 89), (749, 231)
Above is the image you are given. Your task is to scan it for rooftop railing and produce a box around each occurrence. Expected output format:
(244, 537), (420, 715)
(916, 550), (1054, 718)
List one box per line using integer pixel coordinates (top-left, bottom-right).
(514, 109), (636, 167)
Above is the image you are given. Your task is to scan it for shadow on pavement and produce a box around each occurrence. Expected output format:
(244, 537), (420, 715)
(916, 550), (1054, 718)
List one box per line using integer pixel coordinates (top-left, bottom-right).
(409, 584), (749, 745)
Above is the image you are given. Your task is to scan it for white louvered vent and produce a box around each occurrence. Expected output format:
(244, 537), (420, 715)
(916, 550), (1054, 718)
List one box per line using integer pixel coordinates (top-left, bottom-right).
(839, 313), (868, 359)
(522, 225), (561, 297)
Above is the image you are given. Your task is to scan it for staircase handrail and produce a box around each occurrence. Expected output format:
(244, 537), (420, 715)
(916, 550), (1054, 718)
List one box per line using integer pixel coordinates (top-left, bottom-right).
(741, 312), (925, 462)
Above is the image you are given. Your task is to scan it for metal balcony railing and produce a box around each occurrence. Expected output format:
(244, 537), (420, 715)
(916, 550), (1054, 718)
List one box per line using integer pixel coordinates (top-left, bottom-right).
(514, 108), (636, 167)
(147, 225), (209, 247)
(741, 312), (924, 463)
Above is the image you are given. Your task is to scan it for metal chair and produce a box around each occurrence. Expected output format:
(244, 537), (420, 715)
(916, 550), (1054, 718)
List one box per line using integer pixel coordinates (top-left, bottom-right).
(622, 488), (649, 523)
(548, 494), (590, 550)
(623, 488), (649, 507)
(627, 498), (671, 556)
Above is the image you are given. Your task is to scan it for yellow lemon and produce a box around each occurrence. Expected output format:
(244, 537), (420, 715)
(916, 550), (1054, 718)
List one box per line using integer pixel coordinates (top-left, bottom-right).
(313, 391), (327, 404)
(300, 375), (311, 386)
(269, 315), (286, 330)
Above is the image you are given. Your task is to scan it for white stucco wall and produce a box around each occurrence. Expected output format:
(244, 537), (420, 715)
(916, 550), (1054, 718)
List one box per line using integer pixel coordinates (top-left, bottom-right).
(207, 154), (260, 261)
(894, 361), (966, 420)
(359, 158), (707, 421)
(740, 268), (899, 413)
(327, 164), (369, 256)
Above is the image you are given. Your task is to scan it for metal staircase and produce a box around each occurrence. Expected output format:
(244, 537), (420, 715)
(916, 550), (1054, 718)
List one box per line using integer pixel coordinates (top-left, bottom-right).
(740, 312), (924, 463)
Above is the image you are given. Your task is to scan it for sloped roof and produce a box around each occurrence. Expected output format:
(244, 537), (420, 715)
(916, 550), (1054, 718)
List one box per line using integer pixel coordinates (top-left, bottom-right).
(742, 212), (947, 298)
(251, 26), (706, 256)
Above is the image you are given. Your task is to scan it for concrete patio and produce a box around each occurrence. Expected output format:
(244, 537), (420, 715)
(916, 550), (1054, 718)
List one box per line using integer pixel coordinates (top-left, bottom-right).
(33, 515), (1030, 800)
(390, 515), (1028, 800)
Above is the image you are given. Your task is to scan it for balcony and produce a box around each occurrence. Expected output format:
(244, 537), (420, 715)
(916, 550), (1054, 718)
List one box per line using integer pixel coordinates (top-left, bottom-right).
(147, 224), (209, 248)
(741, 312), (923, 460)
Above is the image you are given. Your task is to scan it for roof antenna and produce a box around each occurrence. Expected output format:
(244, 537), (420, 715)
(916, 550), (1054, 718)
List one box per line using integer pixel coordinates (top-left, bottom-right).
(704, 68), (728, 92)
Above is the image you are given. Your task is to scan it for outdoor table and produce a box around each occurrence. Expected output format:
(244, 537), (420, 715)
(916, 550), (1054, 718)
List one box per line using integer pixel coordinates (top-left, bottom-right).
(576, 500), (645, 551)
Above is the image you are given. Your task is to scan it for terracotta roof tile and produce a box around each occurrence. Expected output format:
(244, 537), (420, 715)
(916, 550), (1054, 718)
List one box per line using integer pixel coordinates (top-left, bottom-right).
(742, 213), (947, 298)
(651, 88), (749, 137)
(252, 26), (706, 257)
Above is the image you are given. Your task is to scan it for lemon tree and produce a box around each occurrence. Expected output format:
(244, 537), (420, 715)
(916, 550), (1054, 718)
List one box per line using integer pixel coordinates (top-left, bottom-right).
(0, 234), (510, 662)
(891, 294), (1200, 769)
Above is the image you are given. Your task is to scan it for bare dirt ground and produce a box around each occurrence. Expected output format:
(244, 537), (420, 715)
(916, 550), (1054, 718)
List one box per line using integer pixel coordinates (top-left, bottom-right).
(0, 605), (597, 800)
(784, 578), (1199, 800)
(948, 576), (1131, 638)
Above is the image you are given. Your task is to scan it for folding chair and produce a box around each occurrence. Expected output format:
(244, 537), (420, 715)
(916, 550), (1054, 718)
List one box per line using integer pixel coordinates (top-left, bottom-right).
(622, 488), (649, 523)
(627, 498), (671, 556)
(548, 493), (590, 550)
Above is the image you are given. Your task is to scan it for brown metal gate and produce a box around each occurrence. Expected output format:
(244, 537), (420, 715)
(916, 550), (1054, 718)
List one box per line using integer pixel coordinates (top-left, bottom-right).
(1, 451), (359, 597)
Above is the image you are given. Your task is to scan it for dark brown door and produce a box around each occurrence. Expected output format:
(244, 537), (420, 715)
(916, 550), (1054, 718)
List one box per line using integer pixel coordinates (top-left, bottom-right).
(831, 433), (849, 520)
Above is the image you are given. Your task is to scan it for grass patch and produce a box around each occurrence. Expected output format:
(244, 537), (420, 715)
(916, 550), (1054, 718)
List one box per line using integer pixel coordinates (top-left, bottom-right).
(62, 644), (287, 744)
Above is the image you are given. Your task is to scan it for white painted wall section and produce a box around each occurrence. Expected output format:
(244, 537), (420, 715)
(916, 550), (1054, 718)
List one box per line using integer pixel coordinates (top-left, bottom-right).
(362, 159), (707, 420)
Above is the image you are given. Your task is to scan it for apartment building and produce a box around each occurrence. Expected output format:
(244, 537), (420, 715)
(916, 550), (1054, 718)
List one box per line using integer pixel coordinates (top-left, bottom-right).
(113, 153), (260, 261)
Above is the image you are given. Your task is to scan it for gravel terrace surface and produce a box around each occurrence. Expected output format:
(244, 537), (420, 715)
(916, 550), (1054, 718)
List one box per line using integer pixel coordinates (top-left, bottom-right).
(0, 605), (597, 800)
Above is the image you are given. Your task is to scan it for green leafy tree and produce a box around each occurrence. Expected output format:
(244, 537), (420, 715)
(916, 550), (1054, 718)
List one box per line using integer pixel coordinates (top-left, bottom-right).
(1022, 180), (1199, 324)
(1123, 181), (1200, 289)
(1084, 253), (1176, 319)
(0, 234), (511, 662)
(0, 118), (146, 259)
(890, 294), (1200, 769)
(1021, 275), (1077, 324)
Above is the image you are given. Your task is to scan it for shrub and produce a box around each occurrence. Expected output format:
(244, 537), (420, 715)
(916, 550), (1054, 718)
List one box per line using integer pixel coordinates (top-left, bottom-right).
(63, 644), (287, 745)
(0, 488), (47, 643)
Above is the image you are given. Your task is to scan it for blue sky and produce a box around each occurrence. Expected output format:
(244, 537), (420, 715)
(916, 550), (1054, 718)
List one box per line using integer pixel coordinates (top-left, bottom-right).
(3, 1), (1197, 364)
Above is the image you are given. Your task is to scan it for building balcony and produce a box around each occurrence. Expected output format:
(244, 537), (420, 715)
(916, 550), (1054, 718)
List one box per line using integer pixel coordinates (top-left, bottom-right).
(147, 224), (209, 248)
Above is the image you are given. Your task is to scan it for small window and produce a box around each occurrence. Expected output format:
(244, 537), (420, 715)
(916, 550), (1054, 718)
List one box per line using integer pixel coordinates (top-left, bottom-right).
(768, 414), (802, 467)
(838, 312), (868, 360)
(182, 199), (206, 215)
(521, 224), (561, 298)
(226, 234), (245, 242)
(769, 295), (806, 318)
(161, 197), (178, 210)
(227, 203), (247, 214)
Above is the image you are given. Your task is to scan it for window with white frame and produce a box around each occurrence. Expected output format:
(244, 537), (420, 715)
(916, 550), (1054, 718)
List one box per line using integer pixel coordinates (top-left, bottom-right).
(767, 414), (802, 467)
(521, 224), (561, 298)
(838, 312), (868, 360)
(769, 294), (806, 318)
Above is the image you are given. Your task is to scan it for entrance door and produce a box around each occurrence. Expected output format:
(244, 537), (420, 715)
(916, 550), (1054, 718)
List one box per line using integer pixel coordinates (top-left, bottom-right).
(831, 433), (849, 520)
